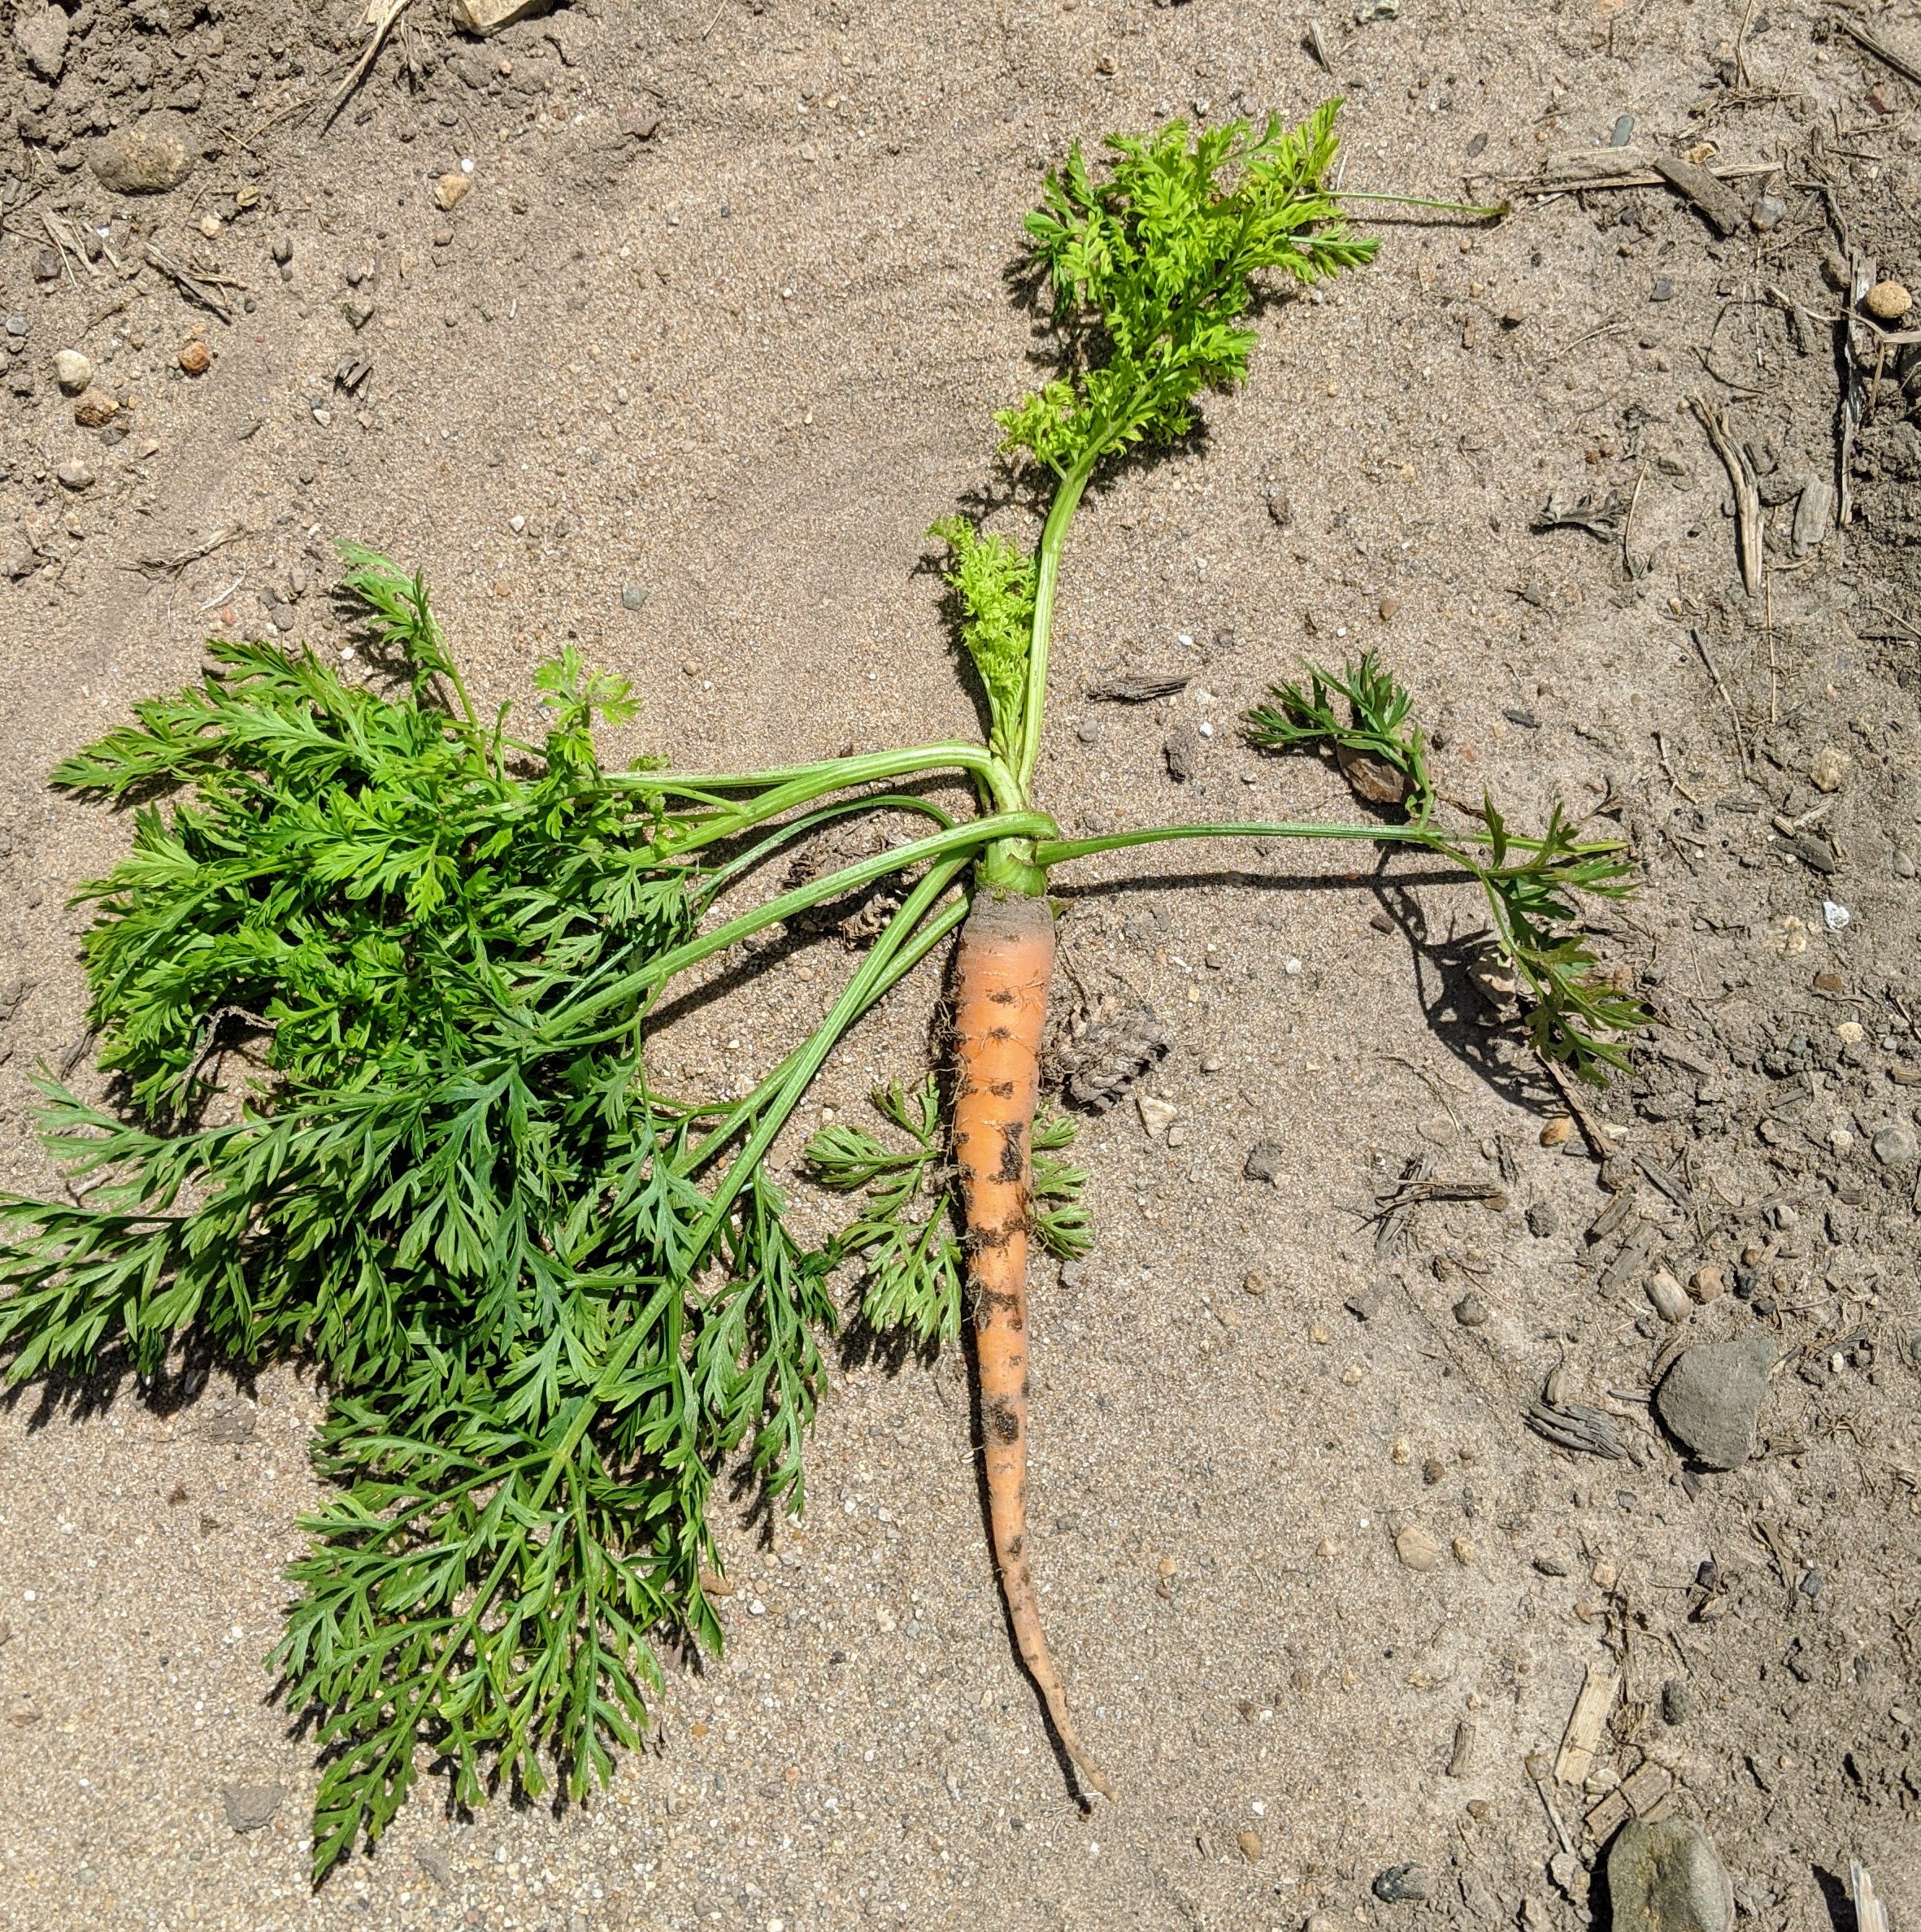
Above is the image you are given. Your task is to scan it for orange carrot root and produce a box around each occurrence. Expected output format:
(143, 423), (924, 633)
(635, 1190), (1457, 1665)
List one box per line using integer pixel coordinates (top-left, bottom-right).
(950, 887), (1115, 1803)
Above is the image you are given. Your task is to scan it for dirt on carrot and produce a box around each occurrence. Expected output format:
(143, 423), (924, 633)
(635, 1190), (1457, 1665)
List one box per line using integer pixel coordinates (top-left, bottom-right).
(950, 886), (1114, 1802)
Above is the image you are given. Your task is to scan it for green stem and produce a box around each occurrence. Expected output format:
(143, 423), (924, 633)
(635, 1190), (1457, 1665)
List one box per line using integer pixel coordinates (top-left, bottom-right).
(648, 746), (1022, 864)
(686, 869), (970, 1169)
(1015, 450), (1101, 800)
(543, 813), (1050, 1042)
(692, 792), (957, 912)
(1030, 819), (1441, 868)
(612, 743), (1020, 816)
(540, 859), (975, 1486)
(1032, 818), (1624, 869)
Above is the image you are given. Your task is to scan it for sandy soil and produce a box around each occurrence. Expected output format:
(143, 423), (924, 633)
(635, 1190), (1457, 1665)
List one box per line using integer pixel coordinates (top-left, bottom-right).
(0, 2), (1916, 1929)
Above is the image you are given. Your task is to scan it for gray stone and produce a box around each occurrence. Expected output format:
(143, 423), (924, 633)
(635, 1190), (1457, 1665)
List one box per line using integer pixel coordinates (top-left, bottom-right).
(1654, 1333), (1774, 1469)
(198, 1395), (256, 1446)
(1872, 1123), (1916, 1167)
(90, 114), (196, 195)
(222, 1782), (285, 1833)
(14, 7), (68, 82)
(1242, 1139), (1285, 1183)
(1453, 1292), (1489, 1327)
(619, 583), (648, 611)
(1371, 1864), (1432, 1904)
(54, 459), (95, 492)
(1606, 1817), (1732, 1932)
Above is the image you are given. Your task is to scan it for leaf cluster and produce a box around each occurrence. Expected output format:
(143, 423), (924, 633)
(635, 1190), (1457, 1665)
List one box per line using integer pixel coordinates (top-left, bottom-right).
(806, 1077), (1089, 1347)
(999, 106), (1377, 473)
(1248, 652), (1649, 1084)
(927, 517), (1039, 767)
(0, 550), (868, 1875)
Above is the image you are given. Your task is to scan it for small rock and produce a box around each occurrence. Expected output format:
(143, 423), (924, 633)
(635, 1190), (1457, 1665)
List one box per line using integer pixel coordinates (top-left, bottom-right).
(222, 1782), (285, 1834)
(1137, 1094), (1177, 1139)
(1654, 1333), (1775, 1469)
(90, 113), (197, 195)
(1809, 745), (1851, 793)
(1453, 1292), (1489, 1327)
(1452, 1535), (1475, 1565)
(1689, 1264), (1728, 1303)
(1163, 720), (1201, 782)
(1236, 1827), (1263, 1864)
(1894, 848), (1917, 878)
(1872, 1123), (1917, 1167)
(32, 247), (61, 283)
(1661, 1678), (1693, 1726)
(272, 235), (293, 266)
(1540, 1116), (1572, 1147)
(52, 349), (91, 394)
(1606, 1817), (1732, 1932)
(1525, 1200), (1559, 1238)
(72, 392), (119, 429)
(1416, 1115), (1458, 1148)
(619, 582), (648, 612)
(14, 7), (68, 81)
(432, 172), (474, 211)
(1645, 1268), (1690, 1325)
(1345, 1283), (1385, 1322)
(1865, 279), (1913, 323)
(343, 298), (376, 331)
(1372, 1864), (1433, 1904)
(1749, 194), (1785, 232)
(1243, 1139), (1285, 1183)
(1394, 1525), (1442, 1573)
(55, 459), (95, 492)
(1650, 275), (1675, 302)
(1242, 1269), (1267, 1295)
(178, 341), (211, 376)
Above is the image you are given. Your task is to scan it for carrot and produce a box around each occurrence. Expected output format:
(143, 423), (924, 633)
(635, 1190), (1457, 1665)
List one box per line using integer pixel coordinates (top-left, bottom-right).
(950, 886), (1115, 1802)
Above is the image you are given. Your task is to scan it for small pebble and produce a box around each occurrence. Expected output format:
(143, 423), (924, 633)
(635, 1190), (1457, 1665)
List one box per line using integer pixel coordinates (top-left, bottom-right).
(1661, 1678), (1693, 1726)
(1236, 1827), (1263, 1864)
(1525, 1200), (1559, 1238)
(1750, 193), (1786, 232)
(1872, 1124), (1917, 1167)
(1645, 1268), (1690, 1324)
(54, 459), (94, 491)
(1650, 275), (1675, 302)
(1540, 1116), (1572, 1147)
(272, 235), (293, 265)
(1866, 278), (1913, 322)
(1453, 1292), (1489, 1327)
(1894, 849), (1916, 877)
(52, 348), (91, 394)
(1242, 1270), (1267, 1296)
(1394, 1525), (1442, 1572)
(1452, 1535), (1475, 1566)
(619, 583), (649, 612)
(433, 172), (474, 211)
(1689, 1264), (1728, 1303)
(178, 341), (211, 376)
(1810, 745), (1851, 793)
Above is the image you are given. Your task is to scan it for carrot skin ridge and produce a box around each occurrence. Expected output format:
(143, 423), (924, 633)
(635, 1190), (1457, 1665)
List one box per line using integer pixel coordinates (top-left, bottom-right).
(950, 886), (1115, 1802)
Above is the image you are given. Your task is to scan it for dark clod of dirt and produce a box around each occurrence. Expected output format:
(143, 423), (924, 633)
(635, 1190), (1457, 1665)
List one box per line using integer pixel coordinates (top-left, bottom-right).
(89, 115), (196, 195)
(1525, 1200), (1559, 1238)
(1045, 994), (1169, 1112)
(1371, 1864), (1434, 1904)
(1654, 1334), (1775, 1470)
(1242, 1140), (1285, 1184)
(1660, 1677), (1693, 1727)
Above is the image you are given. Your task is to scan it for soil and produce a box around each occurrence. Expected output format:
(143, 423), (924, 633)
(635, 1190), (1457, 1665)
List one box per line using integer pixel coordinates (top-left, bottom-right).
(0, 2), (1917, 1930)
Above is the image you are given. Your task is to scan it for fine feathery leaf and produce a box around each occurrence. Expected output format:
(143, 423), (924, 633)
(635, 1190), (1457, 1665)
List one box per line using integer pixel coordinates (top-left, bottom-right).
(927, 519), (1038, 766)
(1246, 651), (1649, 1085)
(998, 107), (1378, 473)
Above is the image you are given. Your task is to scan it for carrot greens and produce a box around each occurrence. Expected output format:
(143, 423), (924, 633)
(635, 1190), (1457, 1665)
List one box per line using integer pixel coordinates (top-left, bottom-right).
(0, 106), (1641, 1875)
